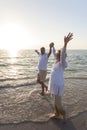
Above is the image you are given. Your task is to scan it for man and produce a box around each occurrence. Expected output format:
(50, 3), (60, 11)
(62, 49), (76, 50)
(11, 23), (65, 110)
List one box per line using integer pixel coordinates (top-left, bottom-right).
(35, 43), (54, 95)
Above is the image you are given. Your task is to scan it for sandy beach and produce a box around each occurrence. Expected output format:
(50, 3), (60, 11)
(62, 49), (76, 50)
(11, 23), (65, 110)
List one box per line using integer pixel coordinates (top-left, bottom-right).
(0, 110), (87, 130)
(0, 78), (87, 130)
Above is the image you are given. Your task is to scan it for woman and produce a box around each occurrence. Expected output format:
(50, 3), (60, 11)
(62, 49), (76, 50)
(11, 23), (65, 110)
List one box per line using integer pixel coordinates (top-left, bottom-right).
(48, 32), (73, 123)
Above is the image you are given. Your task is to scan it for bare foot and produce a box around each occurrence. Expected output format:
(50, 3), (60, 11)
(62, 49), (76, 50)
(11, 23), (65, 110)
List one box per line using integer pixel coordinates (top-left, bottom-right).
(40, 92), (44, 96)
(50, 113), (59, 119)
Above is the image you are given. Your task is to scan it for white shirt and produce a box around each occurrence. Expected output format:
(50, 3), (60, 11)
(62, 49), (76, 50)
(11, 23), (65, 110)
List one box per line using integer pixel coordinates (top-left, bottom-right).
(38, 53), (48, 70)
(48, 47), (68, 96)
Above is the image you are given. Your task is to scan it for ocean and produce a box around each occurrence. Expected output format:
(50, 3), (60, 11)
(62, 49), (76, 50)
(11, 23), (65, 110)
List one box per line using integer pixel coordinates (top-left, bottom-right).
(0, 49), (87, 123)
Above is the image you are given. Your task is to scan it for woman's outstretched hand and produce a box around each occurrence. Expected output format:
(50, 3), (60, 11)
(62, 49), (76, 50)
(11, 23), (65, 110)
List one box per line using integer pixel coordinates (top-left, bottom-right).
(64, 32), (73, 47)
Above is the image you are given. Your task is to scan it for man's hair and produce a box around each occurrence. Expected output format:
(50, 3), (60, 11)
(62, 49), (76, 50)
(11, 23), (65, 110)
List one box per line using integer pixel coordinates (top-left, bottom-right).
(40, 47), (45, 50)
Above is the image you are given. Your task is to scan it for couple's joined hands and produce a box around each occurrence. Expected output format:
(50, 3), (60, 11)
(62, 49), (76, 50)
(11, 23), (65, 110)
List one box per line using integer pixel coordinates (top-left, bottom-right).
(49, 42), (54, 48)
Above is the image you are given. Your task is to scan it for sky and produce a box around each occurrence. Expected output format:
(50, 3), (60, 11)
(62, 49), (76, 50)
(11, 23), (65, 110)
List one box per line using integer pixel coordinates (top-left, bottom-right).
(0, 0), (87, 50)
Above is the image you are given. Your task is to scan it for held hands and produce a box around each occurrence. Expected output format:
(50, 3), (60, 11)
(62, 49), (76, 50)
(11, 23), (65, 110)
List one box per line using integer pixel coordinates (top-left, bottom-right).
(49, 42), (54, 48)
(64, 32), (73, 47)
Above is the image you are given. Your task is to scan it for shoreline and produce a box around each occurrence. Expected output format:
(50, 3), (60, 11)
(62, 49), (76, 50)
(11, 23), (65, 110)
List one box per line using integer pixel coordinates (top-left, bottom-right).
(0, 111), (87, 130)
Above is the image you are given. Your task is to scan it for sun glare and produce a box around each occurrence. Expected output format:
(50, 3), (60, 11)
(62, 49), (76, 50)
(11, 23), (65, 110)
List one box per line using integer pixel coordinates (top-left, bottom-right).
(0, 23), (30, 51)
(8, 49), (18, 57)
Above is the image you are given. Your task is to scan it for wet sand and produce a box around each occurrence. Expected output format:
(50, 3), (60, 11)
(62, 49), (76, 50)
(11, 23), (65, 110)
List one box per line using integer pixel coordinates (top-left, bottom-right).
(0, 111), (87, 130)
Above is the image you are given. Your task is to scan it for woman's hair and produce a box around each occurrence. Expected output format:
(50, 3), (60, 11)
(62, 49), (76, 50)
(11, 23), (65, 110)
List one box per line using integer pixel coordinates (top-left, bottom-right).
(56, 50), (61, 61)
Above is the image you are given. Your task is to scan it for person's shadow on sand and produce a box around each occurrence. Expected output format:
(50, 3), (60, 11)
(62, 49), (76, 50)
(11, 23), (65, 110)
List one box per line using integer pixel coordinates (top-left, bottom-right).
(48, 117), (76, 130)
(31, 117), (77, 130)
(44, 110), (87, 130)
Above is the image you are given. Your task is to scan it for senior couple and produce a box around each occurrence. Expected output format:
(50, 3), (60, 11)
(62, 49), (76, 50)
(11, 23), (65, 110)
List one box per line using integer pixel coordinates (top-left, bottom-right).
(35, 32), (73, 123)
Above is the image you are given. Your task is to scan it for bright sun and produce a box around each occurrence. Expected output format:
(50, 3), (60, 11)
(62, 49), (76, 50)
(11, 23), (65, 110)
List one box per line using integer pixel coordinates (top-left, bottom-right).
(0, 23), (29, 56)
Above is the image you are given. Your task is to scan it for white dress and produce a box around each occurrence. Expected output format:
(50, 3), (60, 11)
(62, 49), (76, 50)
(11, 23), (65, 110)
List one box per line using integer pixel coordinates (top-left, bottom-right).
(48, 47), (67, 96)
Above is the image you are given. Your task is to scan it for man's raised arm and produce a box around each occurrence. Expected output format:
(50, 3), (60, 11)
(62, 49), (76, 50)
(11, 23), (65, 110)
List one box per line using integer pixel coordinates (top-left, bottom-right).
(35, 50), (40, 55)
